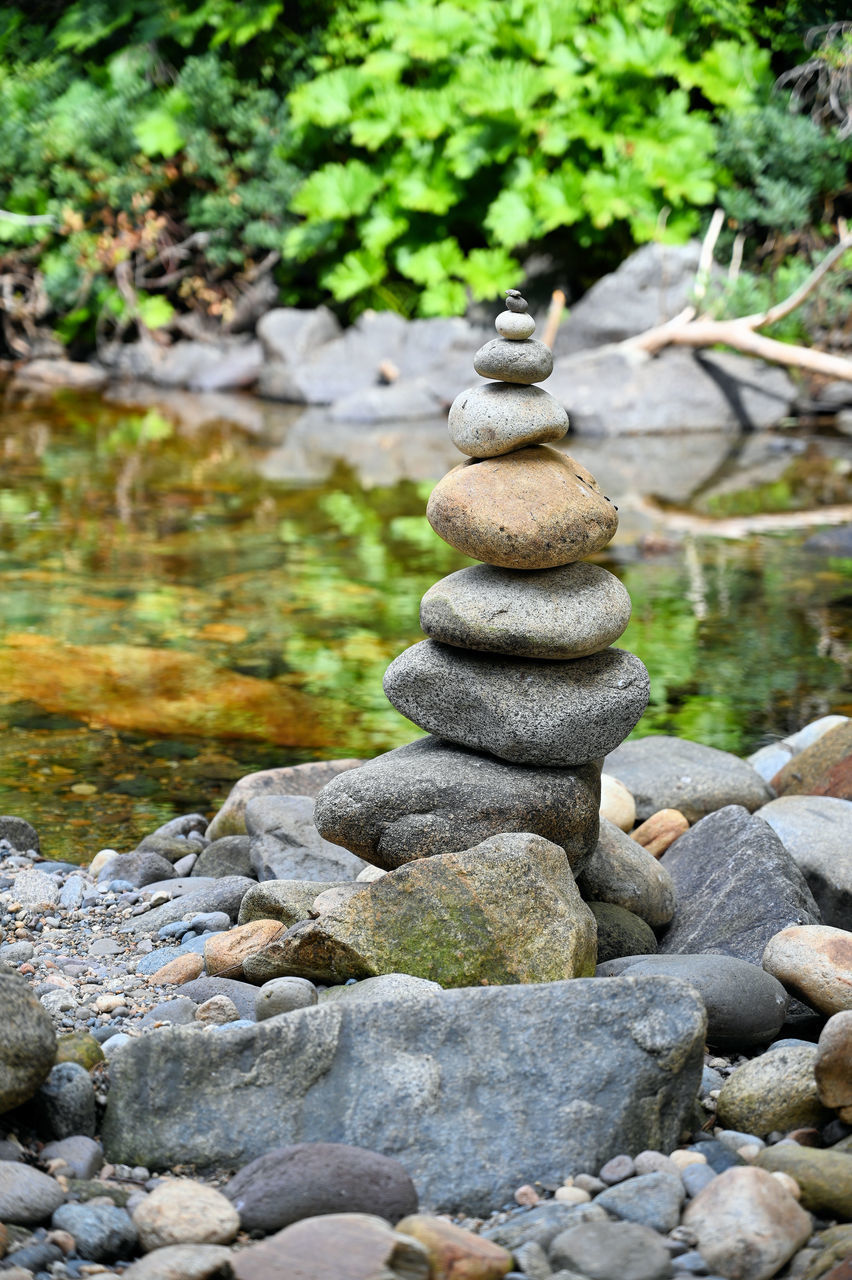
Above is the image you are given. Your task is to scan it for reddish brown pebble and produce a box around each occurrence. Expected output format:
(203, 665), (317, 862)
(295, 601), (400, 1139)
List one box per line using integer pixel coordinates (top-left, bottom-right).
(631, 809), (689, 858)
(513, 1184), (540, 1207)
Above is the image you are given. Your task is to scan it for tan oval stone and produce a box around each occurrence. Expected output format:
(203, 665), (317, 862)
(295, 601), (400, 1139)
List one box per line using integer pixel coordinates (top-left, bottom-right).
(195, 995), (240, 1025)
(204, 919), (286, 980)
(132, 1178), (240, 1250)
(716, 1046), (829, 1134)
(426, 447), (618, 569)
(682, 1166), (812, 1280)
(151, 952), (204, 986)
(815, 1009), (852, 1119)
(631, 809), (689, 858)
(600, 774), (636, 831)
(395, 1214), (512, 1279)
(121, 1244), (236, 1280)
(762, 924), (852, 1015)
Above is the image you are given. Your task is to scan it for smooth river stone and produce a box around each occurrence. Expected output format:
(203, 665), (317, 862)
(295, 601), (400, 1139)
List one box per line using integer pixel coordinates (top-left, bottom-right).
(383, 641), (650, 767)
(448, 382), (568, 457)
(474, 336), (553, 384)
(426, 447), (619, 570)
(420, 562), (631, 659)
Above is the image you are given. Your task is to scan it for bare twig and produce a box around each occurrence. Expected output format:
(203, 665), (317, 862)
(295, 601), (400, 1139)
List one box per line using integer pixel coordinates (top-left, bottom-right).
(541, 289), (566, 350)
(694, 208), (725, 304)
(0, 209), (56, 227)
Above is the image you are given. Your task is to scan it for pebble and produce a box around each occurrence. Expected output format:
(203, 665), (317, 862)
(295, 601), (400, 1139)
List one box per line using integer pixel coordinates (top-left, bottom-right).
(473, 336), (554, 384)
(762, 924), (852, 1015)
(682, 1166), (811, 1280)
(600, 774), (636, 832)
(131, 1178), (240, 1249)
(599, 1154), (636, 1184)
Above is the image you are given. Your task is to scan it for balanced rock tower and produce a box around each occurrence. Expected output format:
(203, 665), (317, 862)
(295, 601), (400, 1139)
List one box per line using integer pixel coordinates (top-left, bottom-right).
(297, 291), (651, 986)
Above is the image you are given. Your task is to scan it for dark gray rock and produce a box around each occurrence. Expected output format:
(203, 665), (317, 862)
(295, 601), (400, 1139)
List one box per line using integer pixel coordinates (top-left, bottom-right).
(119, 876), (255, 935)
(97, 849), (175, 888)
(589, 902), (658, 963)
(0, 971), (56, 1113)
(604, 737), (773, 823)
(594, 1171), (684, 1233)
(0, 815), (40, 852)
(577, 818), (676, 927)
(246, 795), (367, 881)
(35, 1062), (96, 1139)
(41, 1135), (103, 1180)
(223, 1142), (418, 1232)
(756, 795), (852, 928)
(803, 524), (852, 557)
(419, 562), (631, 660)
(596, 952), (789, 1047)
(192, 835), (254, 880)
(474, 337), (553, 384)
(658, 806), (821, 964)
(383, 643), (649, 768)
(0, 1160), (65, 1223)
(547, 345), (794, 436)
(548, 1219), (673, 1280)
(52, 1202), (137, 1261)
(313, 736), (600, 872)
(178, 977), (258, 1021)
(102, 976), (706, 1214)
(139, 997), (198, 1028)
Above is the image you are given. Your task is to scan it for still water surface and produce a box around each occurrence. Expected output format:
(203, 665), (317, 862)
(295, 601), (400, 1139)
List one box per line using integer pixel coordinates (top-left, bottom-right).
(1, 384), (851, 860)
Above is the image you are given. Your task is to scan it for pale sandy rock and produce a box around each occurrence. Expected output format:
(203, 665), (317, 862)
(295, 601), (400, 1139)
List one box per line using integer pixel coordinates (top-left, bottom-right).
(195, 995), (240, 1025)
(121, 1244), (235, 1279)
(763, 924), (852, 1014)
(204, 920), (286, 980)
(682, 1166), (811, 1280)
(631, 809), (689, 858)
(815, 1009), (852, 1121)
(716, 1046), (829, 1135)
(600, 775), (636, 831)
(132, 1179), (240, 1250)
(150, 953), (204, 986)
(495, 310), (535, 339)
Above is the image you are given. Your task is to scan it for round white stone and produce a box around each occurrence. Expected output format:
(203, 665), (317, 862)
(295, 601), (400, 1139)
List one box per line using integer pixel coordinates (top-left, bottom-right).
(495, 310), (535, 340)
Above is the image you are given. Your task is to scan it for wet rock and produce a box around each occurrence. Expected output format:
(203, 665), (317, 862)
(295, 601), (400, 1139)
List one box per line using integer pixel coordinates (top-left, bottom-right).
(716, 1046), (829, 1134)
(658, 806), (820, 964)
(383, 642), (649, 768)
(102, 977), (706, 1213)
(229, 1212), (430, 1280)
(590, 902), (657, 963)
(757, 795), (852, 927)
(246, 795), (366, 881)
(578, 818), (675, 927)
(426, 447), (618, 569)
(604, 737), (772, 823)
(132, 1178), (240, 1250)
(763, 924), (852, 1014)
(313, 736), (600, 872)
(448, 381), (568, 457)
(206, 759), (363, 841)
(756, 1143), (852, 1218)
(0, 971), (56, 1112)
(682, 1166), (811, 1280)
(815, 1011), (852, 1121)
(244, 833), (597, 987)
(223, 1142), (418, 1233)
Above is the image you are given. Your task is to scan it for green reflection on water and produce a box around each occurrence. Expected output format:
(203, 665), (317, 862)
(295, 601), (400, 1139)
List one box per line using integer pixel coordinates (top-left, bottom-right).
(0, 390), (850, 861)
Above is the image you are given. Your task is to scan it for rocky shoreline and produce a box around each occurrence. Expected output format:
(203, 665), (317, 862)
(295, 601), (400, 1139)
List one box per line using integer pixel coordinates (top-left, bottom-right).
(1, 712), (851, 1279)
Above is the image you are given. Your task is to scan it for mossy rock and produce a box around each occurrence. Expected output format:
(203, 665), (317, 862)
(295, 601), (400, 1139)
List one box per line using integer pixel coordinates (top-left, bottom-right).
(55, 1031), (105, 1070)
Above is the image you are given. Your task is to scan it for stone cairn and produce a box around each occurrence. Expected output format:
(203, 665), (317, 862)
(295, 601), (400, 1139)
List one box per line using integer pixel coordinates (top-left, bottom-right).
(298, 290), (652, 986)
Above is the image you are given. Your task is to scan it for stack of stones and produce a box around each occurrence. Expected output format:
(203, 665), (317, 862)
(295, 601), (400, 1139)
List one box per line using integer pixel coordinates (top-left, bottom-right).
(382, 288), (650, 770)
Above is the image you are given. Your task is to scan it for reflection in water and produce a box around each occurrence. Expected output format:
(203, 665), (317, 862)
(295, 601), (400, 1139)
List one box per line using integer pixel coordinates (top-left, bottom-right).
(1, 386), (850, 860)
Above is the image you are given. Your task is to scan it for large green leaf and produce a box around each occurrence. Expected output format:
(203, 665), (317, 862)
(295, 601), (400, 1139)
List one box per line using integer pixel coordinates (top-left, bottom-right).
(134, 108), (185, 158)
(291, 161), (382, 221)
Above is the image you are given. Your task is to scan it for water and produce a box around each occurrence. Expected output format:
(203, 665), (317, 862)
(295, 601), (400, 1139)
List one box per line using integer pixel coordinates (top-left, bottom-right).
(1, 381), (850, 860)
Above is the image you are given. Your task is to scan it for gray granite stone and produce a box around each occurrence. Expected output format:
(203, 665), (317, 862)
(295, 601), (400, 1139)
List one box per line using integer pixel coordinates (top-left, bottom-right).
(246, 795), (367, 881)
(577, 818), (675, 927)
(119, 876), (255, 935)
(756, 795), (852, 927)
(419, 562), (631, 660)
(474, 336), (553, 384)
(448, 382), (567, 457)
(604, 737), (773, 823)
(384, 642), (649, 767)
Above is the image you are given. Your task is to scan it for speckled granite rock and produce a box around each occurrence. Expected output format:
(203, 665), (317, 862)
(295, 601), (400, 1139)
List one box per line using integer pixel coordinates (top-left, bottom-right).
(447, 381), (567, 456)
(604, 737), (772, 823)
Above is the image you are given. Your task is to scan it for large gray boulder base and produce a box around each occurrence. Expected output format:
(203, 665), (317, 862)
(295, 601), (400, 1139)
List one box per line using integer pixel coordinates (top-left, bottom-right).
(256, 306), (342, 366)
(206, 759), (363, 841)
(313, 736), (600, 872)
(383, 642), (649, 768)
(755, 795), (852, 928)
(243, 833), (597, 987)
(419, 562), (631, 660)
(577, 818), (676, 927)
(596, 953), (789, 1047)
(246, 795), (367, 881)
(101, 976), (707, 1213)
(658, 806), (821, 964)
(547, 345), (795, 436)
(0, 971), (57, 1112)
(604, 736), (773, 823)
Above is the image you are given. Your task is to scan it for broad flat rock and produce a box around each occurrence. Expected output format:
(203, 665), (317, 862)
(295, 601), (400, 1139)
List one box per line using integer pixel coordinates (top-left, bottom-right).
(230, 1212), (430, 1280)
(473, 336), (553, 384)
(119, 877), (255, 936)
(577, 818), (676, 927)
(448, 382), (567, 457)
(206, 759), (363, 841)
(313, 737), (600, 872)
(242, 833), (598, 988)
(762, 924), (852, 1014)
(658, 806), (820, 964)
(101, 977), (707, 1213)
(770, 720), (852, 796)
(419, 562), (631, 659)
(426, 447), (618, 569)
(604, 736), (773, 823)
(383, 642), (649, 767)
(246, 794), (367, 881)
(756, 795), (852, 927)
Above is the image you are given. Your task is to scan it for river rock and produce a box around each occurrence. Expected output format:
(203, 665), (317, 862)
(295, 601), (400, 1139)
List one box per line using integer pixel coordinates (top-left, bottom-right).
(119, 876), (256, 936)
(599, 774), (636, 832)
(604, 736), (772, 822)
(230, 1212), (430, 1280)
(121, 1244), (236, 1280)
(313, 736), (600, 871)
(243, 833), (597, 987)
(716, 1046), (829, 1133)
(658, 806), (820, 964)
(204, 920), (286, 979)
(419, 561), (631, 659)
(756, 795), (852, 927)
(473, 336), (553, 384)
(206, 759), (363, 841)
(396, 1215), (512, 1279)
(132, 1178), (240, 1250)
(0, 1161), (65, 1224)
(97, 849), (176, 888)
(577, 818), (675, 927)
(238, 878), (340, 926)
(0, 813), (40, 851)
(35, 1061), (96, 1139)
(383, 642), (649, 768)
(426, 447), (619, 569)
(631, 809), (689, 859)
(178, 977), (259, 1021)
(223, 1143), (418, 1233)
(682, 1166), (811, 1280)
(256, 976), (318, 1020)
(593, 1171), (684, 1233)
(447, 382), (567, 457)
(0, 971), (56, 1112)
(102, 976), (706, 1212)
(762, 924), (852, 1014)
(192, 835), (254, 880)
(590, 902), (657, 963)
(246, 795), (367, 881)
(771, 719), (852, 795)
(756, 1144), (852, 1218)
(596, 953), (789, 1047)
(51, 1202), (137, 1261)
(318, 973), (443, 1006)
(815, 1011), (852, 1120)
(548, 1220), (673, 1280)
